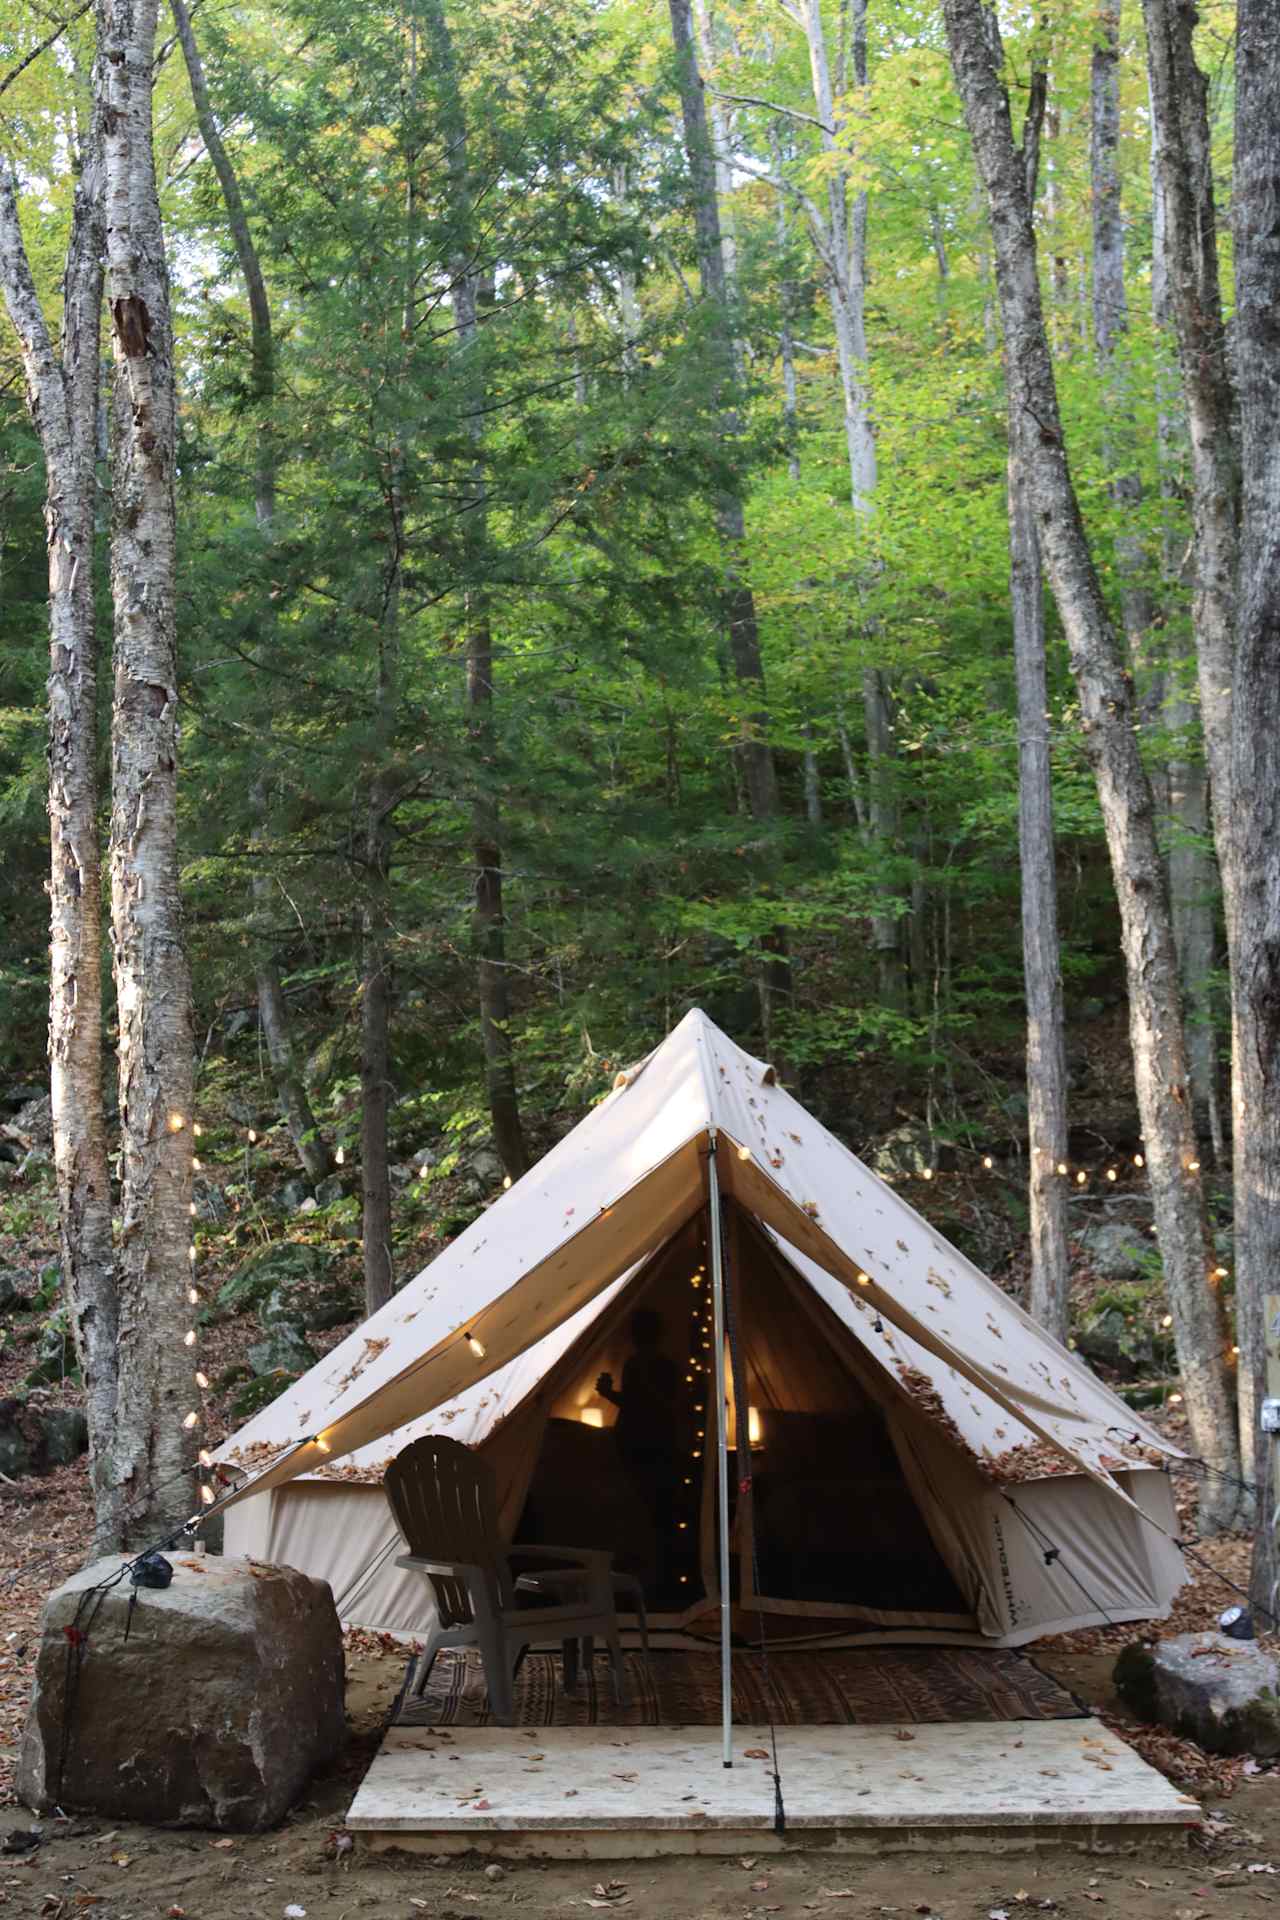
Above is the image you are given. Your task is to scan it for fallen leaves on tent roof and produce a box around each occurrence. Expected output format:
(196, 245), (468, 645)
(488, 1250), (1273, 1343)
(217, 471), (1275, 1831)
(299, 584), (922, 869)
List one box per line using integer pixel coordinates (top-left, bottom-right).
(339, 1336), (389, 1389)
(982, 1440), (1079, 1484)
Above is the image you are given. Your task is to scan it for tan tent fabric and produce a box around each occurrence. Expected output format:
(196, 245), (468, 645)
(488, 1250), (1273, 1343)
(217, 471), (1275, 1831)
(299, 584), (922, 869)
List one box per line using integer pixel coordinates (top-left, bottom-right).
(218, 1009), (1188, 1646)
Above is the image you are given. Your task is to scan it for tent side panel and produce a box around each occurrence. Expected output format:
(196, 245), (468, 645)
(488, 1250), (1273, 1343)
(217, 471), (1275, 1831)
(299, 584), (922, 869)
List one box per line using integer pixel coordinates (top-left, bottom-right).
(226, 1482), (435, 1636)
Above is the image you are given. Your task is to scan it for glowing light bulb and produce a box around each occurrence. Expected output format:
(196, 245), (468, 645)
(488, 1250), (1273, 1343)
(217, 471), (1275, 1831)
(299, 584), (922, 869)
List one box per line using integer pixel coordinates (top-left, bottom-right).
(188, 1287), (199, 1305)
(335, 1146), (345, 1166)
(199, 1483), (215, 1504)
(193, 1123), (203, 1138)
(247, 1129), (257, 1144)
(1134, 1153), (1144, 1168)
(679, 1575), (689, 1584)
(314, 1434), (331, 1453)
(195, 1370), (210, 1389)
(198, 1448), (213, 1467)
(192, 1156), (201, 1170)
(188, 1245), (197, 1262)
(737, 1144), (750, 1161)
(1076, 1171), (1087, 1186)
(678, 1521), (688, 1530)
(1215, 1266), (1229, 1278)
(1168, 1392), (1183, 1405)
(856, 1272), (870, 1286)
(168, 1112), (185, 1133)
(467, 1333), (486, 1359)
(503, 1174), (512, 1189)
(1161, 1315), (1173, 1328)
(188, 1201), (197, 1216)
(922, 1167), (934, 1180)
(1056, 1162), (1068, 1177)
(1232, 1345), (1240, 1355)
(183, 1410), (199, 1429)
(1106, 1168), (1117, 1181)
(692, 1449), (702, 1459)
(982, 1156), (993, 1170)
(1187, 1159), (1201, 1173)
(183, 1329), (197, 1347)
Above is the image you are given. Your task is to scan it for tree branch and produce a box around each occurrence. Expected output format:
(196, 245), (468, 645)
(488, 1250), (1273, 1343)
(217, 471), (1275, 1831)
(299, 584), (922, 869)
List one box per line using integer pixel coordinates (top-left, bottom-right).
(0, 1), (93, 104)
(705, 85), (835, 135)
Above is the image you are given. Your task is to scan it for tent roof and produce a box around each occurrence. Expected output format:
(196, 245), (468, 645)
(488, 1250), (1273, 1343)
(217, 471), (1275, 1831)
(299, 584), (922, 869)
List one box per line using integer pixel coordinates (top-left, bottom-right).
(216, 1009), (1177, 1504)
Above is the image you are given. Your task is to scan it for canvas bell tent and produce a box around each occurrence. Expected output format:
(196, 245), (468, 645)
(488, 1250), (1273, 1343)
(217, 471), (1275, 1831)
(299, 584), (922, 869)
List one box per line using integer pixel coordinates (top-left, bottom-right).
(215, 1009), (1186, 1647)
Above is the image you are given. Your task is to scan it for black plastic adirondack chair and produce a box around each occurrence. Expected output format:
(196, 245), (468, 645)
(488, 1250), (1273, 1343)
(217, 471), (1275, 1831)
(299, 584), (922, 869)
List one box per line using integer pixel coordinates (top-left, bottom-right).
(384, 1435), (626, 1724)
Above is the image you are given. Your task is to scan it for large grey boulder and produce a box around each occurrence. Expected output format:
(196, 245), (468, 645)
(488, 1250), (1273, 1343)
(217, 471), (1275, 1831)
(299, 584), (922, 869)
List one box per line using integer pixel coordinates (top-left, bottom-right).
(0, 1399), (88, 1477)
(870, 1123), (934, 1178)
(247, 1323), (316, 1376)
(18, 1553), (344, 1828)
(1114, 1632), (1280, 1756)
(1075, 1219), (1151, 1280)
(217, 1241), (334, 1317)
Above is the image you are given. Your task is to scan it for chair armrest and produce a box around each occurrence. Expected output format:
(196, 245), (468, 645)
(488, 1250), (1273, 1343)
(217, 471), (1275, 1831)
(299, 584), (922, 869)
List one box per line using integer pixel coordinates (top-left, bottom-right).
(507, 1544), (614, 1569)
(394, 1553), (488, 1582)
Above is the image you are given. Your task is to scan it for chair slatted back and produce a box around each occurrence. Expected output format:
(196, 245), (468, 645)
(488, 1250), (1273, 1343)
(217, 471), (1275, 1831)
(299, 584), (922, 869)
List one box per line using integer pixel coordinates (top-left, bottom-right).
(385, 1436), (504, 1627)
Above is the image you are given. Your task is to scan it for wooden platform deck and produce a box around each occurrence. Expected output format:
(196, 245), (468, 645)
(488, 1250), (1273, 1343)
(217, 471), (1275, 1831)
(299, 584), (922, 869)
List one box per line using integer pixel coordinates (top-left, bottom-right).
(346, 1718), (1200, 1857)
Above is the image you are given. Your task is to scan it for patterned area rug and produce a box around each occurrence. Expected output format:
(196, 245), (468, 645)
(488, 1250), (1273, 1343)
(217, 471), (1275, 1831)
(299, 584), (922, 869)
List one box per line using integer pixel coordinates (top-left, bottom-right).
(397, 1646), (1082, 1728)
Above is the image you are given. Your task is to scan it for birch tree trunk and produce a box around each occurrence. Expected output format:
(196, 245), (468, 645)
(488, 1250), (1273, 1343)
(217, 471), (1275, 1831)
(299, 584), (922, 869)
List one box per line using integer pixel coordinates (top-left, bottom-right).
(1150, 135), (1221, 1151)
(102, 0), (197, 1544)
(667, 0), (787, 1048)
(792, 0), (907, 1005)
(1142, 0), (1238, 904)
(1010, 449), (1070, 1340)
(1090, 0), (1158, 672)
(943, 0), (1242, 1528)
(1232, 0), (1280, 1612)
(0, 79), (121, 1548)
(1008, 66), (1070, 1340)
(170, 0), (331, 1186)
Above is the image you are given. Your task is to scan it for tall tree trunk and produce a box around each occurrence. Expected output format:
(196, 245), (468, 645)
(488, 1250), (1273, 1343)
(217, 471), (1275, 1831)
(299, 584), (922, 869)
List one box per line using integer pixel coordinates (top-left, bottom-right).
(793, 0), (908, 1006)
(1142, 0), (1239, 872)
(102, 0), (197, 1545)
(1009, 66), (1070, 1340)
(1150, 120), (1221, 1151)
(1010, 448), (1069, 1339)
(1233, 0), (1280, 1614)
(1143, 0), (1247, 1499)
(667, 0), (786, 1049)
(1090, 0), (1158, 670)
(423, 0), (528, 1181)
(943, 0), (1242, 1529)
(171, 0), (331, 1185)
(0, 76), (120, 1549)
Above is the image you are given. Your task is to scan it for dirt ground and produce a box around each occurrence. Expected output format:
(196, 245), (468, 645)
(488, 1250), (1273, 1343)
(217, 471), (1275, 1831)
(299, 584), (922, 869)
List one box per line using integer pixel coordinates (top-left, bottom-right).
(2, 1633), (1280, 1920)
(1, 1462), (1277, 1920)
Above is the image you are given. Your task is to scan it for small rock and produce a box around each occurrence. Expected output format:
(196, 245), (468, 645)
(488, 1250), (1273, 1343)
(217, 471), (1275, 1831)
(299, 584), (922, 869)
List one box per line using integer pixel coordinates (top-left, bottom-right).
(298, 1196), (318, 1215)
(314, 1176), (344, 1209)
(279, 1178), (310, 1212)
(870, 1123), (935, 1178)
(1115, 1633), (1280, 1756)
(484, 1863), (506, 1881)
(0, 1270), (30, 1312)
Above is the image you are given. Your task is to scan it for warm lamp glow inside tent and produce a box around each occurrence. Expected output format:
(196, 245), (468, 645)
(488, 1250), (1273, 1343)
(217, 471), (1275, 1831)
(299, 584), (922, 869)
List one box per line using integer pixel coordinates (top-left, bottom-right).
(216, 1009), (1186, 1647)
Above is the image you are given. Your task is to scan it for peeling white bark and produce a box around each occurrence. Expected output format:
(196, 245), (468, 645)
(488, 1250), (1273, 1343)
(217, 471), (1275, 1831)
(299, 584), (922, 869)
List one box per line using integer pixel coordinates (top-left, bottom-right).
(0, 68), (120, 1546)
(102, 0), (197, 1544)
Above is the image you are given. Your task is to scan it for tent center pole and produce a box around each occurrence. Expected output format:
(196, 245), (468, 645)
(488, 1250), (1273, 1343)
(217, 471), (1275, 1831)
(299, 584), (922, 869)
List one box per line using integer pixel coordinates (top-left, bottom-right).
(708, 1137), (733, 1768)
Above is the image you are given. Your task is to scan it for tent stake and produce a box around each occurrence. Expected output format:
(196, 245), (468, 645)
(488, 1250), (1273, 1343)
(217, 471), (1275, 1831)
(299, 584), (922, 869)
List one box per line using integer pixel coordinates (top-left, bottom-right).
(708, 1138), (733, 1768)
